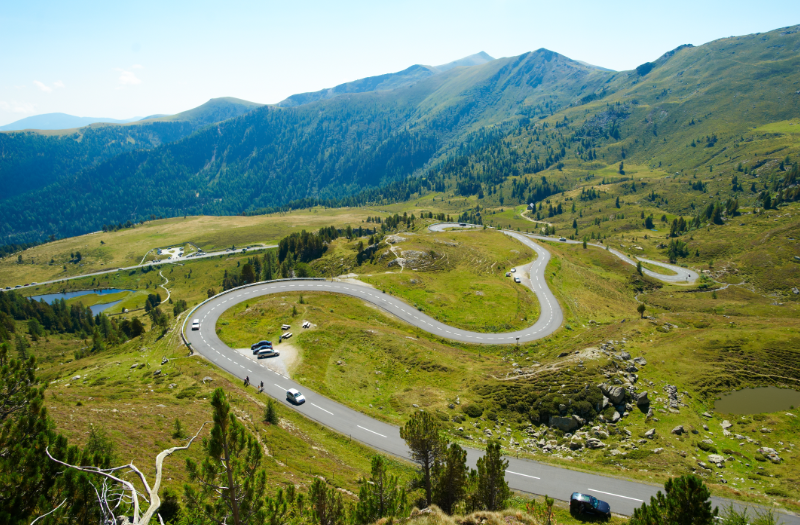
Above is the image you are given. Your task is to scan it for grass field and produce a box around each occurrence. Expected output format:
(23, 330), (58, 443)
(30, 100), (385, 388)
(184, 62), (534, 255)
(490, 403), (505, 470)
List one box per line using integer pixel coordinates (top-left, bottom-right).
(25, 313), (417, 501)
(313, 228), (542, 332)
(0, 207), (394, 286)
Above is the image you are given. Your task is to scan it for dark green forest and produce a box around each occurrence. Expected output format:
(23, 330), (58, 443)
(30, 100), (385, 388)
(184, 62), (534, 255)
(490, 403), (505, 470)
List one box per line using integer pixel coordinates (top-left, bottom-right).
(2, 25), (800, 246)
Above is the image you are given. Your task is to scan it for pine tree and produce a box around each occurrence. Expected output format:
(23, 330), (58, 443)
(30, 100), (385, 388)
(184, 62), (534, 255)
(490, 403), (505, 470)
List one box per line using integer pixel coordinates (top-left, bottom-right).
(184, 388), (268, 525)
(474, 441), (510, 511)
(354, 456), (406, 524)
(433, 443), (468, 514)
(264, 399), (279, 425)
(630, 474), (717, 525)
(309, 478), (347, 525)
(399, 411), (446, 506)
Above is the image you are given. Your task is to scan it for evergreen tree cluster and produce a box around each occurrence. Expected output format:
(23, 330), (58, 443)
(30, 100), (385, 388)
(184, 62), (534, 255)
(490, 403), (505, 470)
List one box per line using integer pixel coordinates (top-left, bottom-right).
(0, 291), (143, 349)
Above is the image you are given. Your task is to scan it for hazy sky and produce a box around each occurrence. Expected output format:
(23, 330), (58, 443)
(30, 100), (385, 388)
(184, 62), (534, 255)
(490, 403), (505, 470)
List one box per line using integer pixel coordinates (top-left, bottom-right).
(1, 0), (797, 126)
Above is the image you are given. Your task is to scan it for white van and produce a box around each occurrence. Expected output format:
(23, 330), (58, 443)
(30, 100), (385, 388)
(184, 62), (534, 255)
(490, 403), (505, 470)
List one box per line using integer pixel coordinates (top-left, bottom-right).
(191, 319), (200, 331)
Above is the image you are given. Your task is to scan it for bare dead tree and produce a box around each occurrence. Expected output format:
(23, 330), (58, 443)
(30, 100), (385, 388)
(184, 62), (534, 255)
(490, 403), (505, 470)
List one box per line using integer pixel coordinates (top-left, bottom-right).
(41, 422), (207, 525)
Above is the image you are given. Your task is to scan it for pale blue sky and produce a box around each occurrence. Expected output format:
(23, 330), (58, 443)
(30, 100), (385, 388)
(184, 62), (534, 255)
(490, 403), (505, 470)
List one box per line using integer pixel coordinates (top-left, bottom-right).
(1, 0), (797, 126)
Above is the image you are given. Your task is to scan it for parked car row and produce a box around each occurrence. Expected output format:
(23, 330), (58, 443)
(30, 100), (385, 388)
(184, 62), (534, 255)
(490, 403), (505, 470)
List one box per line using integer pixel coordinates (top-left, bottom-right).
(251, 340), (279, 358)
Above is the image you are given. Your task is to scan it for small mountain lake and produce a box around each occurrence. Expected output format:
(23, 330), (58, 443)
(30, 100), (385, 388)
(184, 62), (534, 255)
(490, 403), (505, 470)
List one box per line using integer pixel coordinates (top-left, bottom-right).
(29, 289), (133, 315)
(714, 386), (800, 415)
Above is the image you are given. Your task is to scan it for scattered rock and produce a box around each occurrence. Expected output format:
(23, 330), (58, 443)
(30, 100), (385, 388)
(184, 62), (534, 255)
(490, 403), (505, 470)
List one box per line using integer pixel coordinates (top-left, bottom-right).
(168, 383), (177, 389)
(412, 404), (419, 408)
(72, 375), (81, 380)
(702, 412), (713, 418)
(671, 425), (685, 435)
(698, 461), (712, 471)
(620, 351), (631, 360)
(757, 447), (782, 464)
(635, 391), (650, 406)
(644, 428), (656, 439)
(633, 357), (647, 366)
(569, 440), (584, 450)
(161, 357), (169, 365)
(202, 376), (213, 383)
(557, 352), (570, 358)
(153, 369), (161, 376)
(708, 454), (725, 465)
(448, 403), (455, 409)
(653, 448), (664, 453)
(586, 438), (606, 449)
(611, 411), (621, 423)
(721, 420), (733, 430)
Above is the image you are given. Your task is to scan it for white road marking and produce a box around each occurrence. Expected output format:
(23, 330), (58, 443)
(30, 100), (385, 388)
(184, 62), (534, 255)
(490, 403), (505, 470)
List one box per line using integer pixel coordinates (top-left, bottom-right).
(274, 383), (285, 389)
(310, 403), (333, 415)
(588, 489), (643, 502)
(507, 471), (540, 480)
(357, 425), (387, 438)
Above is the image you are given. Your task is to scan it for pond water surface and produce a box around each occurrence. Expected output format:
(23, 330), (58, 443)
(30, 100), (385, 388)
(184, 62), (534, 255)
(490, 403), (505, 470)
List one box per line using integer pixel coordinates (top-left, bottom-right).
(29, 289), (132, 315)
(714, 386), (800, 415)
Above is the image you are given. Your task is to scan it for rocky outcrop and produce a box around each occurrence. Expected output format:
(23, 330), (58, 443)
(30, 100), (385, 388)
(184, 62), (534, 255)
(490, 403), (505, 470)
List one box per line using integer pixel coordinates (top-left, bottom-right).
(600, 383), (626, 404)
(671, 425), (685, 435)
(549, 416), (579, 432)
(644, 428), (656, 439)
(586, 438), (606, 449)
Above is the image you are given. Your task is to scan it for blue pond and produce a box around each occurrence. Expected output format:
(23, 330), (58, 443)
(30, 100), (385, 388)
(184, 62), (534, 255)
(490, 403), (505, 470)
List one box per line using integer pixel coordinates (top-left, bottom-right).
(29, 289), (133, 315)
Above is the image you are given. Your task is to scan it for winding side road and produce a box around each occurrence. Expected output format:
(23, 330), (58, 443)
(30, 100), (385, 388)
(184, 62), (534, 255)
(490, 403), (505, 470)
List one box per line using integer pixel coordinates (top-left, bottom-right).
(184, 226), (791, 521)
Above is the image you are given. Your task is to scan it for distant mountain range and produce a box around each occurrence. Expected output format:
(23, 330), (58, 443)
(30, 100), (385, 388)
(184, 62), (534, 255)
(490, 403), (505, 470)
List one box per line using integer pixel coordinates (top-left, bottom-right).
(0, 113), (144, 131)
(1, 29), (799, 245)
(277, 52), (495, 108)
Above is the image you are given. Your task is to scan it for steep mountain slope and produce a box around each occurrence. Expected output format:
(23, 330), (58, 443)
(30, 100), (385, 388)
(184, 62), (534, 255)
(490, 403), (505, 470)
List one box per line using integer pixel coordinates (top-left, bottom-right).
(0, 50), (608, 243)
(0, 97), (263, 201)
(277, 52), (494, 108)
(0, 113), (142, 131)
(3, 25), (800, 246)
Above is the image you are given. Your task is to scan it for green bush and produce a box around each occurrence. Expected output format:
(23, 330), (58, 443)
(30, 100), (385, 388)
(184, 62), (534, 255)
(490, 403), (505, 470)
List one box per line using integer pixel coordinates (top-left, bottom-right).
(754, 453), (767, 462)
(624, 450), (652, 460)
(697, 442), (718, 454)
(175, 386), (200, 399)
(485, 410), (498, 421)
(462, 404), (483, 418)
(765, 488), (789, 497)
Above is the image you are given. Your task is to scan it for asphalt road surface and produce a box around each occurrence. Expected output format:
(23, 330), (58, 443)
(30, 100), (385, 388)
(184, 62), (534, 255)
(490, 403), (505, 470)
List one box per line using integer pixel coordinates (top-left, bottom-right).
(3, 245), (276, 291)
(183, 228), (793, 521)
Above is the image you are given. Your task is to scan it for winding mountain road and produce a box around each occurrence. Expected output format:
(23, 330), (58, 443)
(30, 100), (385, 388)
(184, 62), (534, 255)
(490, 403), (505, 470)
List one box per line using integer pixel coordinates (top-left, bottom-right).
(184, 225), (791, 522)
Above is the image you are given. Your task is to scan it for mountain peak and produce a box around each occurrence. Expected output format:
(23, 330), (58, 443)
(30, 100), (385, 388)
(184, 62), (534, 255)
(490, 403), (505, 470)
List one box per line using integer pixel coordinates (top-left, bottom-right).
(433, 51), (495, 72)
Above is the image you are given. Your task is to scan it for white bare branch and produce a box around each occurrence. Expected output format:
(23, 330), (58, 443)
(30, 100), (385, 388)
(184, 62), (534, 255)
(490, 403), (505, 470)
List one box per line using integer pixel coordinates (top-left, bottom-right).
(30, 498), (67, 525)
(44, 422), (208, 525)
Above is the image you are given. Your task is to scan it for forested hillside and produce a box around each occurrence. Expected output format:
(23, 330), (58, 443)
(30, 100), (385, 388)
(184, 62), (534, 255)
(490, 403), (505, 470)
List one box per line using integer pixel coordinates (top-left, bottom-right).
(0, 97), (262, 201)
(2, 25), (799, 246)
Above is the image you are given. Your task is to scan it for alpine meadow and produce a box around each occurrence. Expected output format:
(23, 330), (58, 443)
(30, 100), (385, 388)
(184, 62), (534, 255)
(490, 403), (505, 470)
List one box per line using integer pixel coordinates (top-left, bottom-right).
(2, 15), (800, 525)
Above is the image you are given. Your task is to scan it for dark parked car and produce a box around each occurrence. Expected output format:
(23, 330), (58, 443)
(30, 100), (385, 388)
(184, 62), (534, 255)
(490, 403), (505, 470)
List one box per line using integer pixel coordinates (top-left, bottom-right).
(251, 340), (273, 354)
(570, 492), (610, 519)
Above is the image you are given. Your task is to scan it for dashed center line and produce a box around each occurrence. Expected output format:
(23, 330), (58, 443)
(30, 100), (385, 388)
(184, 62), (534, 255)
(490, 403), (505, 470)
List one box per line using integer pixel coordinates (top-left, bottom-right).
(507, 471), (540, 480)
(357, 425), (387, 438)
(588, 489), (643, 502)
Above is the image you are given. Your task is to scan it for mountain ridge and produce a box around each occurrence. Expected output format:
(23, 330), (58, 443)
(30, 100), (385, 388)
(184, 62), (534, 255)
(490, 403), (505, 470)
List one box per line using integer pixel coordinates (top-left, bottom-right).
(2, 25), (800, 245)
(0, 113), (143, 131)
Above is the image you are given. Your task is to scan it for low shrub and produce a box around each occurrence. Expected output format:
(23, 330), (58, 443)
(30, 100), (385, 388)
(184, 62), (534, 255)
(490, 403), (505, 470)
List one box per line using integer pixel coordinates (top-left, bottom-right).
(462, 404), (483, 418)
(697, 442), (718, 453)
